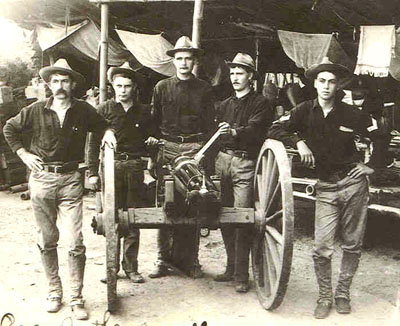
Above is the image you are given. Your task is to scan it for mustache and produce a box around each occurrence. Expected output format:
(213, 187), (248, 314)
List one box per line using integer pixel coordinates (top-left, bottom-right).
(55, 89), (68, 96)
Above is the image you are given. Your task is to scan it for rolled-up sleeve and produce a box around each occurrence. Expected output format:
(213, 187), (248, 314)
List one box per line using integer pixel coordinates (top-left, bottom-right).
(267, 106), (305, 148)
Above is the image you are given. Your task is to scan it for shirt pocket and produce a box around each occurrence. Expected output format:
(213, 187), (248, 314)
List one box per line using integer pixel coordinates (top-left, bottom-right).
(336, 125), (355, 143)
(38, 124), (57, 150)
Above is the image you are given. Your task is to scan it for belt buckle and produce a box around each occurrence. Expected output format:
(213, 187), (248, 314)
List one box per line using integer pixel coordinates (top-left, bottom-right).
(177, 136), (185, 143)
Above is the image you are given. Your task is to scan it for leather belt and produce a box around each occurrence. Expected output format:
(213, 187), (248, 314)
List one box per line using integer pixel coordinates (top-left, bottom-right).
(221, 148), (252, 160)
(42, 162), (79, 173)
(114, 152), (141, 161)
(162, 134), (204, 143)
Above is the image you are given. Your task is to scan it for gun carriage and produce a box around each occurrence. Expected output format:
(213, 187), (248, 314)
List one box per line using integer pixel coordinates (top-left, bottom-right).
(91, 134), (300, 313)
(92, 131), (400, 313)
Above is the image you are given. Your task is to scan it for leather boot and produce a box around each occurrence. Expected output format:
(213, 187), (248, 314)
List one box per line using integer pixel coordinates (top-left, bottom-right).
(313, 256), (333, 319)
(40, 248), (63, 299)
(334, 251), (360, 314)
(68, 253), (86, 303)
(217, 225), (236, 282)
(149, 229), (172, 278)
(214, 264), (234, 282)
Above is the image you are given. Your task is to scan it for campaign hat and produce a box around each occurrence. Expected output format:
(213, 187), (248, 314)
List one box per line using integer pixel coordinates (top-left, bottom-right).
(305, 56), (351, 80)
(39, 58), (85, 85)
(107, 61), (143, 83)
(166, 36), (204, 57)
(226, 52), (259, 78)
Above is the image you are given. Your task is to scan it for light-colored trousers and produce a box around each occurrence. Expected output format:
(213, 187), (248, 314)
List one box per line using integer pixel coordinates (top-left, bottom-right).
(313, 175), (369, 259)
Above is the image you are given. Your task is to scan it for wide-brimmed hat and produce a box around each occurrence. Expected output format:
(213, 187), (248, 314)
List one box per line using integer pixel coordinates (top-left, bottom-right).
(39, 58), (85, 85)
(226, 52), (259, 78)
(305, 56), (351, 80)
(107, 62), (142, 83)
(166, 36), (204, 57)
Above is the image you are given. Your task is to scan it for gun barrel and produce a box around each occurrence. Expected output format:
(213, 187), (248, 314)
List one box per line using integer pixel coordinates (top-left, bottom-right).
(193, 129), (222, 162)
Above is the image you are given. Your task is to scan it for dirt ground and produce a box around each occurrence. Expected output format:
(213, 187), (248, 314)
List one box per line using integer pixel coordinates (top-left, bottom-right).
(0, 191), (399, 326)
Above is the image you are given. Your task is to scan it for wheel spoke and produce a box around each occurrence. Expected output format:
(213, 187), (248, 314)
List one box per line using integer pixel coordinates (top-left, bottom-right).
(266, 209), (283, 224)
(262, 153), (272, 187)
(261, 238), (272, 296)
(264, 238), (277, 290)
(265, 159), (278, 205)
(265, 231), (281, 275)
(256, 174), (264, 209)
(266, 225), (283, 246)
(265, 180), (281, 216)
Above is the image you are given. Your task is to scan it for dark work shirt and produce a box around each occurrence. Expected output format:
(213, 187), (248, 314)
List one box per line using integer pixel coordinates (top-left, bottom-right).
(216, 90), (272, 159)
(3, 96), (108, 171)
(87, 98), (155, 177)
(151, 75), (215, 139)
(268, 98), (379, 180)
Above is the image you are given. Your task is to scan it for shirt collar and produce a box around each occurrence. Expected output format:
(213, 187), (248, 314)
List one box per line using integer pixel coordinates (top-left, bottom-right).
(312, 98), (343, 113)
(175, 74), (195, 84)
(232, 89), (254, 102)
(112, 97), (136, 111)
(44, 96), (77, 110)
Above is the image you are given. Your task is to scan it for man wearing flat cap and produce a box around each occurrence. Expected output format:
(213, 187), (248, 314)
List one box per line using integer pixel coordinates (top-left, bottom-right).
(268, 57), (380, 318)
(213, 53), (272, 293)
(88, 62), (157, 284)
(148, 36), (215, 279)
(3, 58), (116, 319)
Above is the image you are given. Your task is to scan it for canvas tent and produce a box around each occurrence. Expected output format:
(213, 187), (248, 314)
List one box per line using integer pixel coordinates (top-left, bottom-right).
(31, 20), (135, 66)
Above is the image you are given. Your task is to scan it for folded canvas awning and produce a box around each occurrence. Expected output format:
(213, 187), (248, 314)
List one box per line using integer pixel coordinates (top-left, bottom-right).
(277, 30), (353, 71)
(33, 20), (134, 66)
(116, 29), (175, 77)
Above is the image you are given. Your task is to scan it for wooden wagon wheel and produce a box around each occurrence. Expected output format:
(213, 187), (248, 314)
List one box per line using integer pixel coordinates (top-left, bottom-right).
(252, 139), (294, 310)
(103, 144), (119, 313)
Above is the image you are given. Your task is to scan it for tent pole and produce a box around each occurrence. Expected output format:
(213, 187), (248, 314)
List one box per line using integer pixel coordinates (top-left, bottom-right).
(255, 38), (260, 92)
(49, 53), (55, 66)
(192, 0), (204, 76)
(99, 3), (109, 104)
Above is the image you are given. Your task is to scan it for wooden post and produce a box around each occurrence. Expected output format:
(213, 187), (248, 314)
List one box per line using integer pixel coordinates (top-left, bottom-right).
(49, 53), (55, 66)
(99, 3), (109, 103)
(255, 38), (260, 92)
(191, 0), (204, 76)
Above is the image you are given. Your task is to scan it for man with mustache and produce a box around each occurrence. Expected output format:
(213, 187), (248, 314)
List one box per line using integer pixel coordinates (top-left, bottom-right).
(213, 53), (272, 292)
(148, 36), (215, 279)
(88, 62), (157, 284)
(268, 57), (379, 319)
(3, 59), (116, 320)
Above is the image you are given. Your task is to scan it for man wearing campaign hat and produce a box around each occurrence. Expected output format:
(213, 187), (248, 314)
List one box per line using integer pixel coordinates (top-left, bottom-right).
(213, 52), (272, 292)
(88, 62), (157, 284)
(268, 57), (380, 318)
(148, 36), (215, 279)
(3, 58), (116, 319)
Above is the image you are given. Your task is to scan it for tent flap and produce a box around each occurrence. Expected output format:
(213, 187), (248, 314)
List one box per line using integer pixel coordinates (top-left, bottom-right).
(34, 20), (134, 66)
(116, 29), (175, 77)
(277, 30), (353, 71)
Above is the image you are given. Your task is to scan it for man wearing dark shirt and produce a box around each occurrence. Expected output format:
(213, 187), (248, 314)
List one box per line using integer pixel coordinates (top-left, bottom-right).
(3, 59), (116, 319)
(214, 53), (271, 293)
(268, 57), (376, 319)
(88, 62), (156, 284)
(148, 36), (215, 279)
